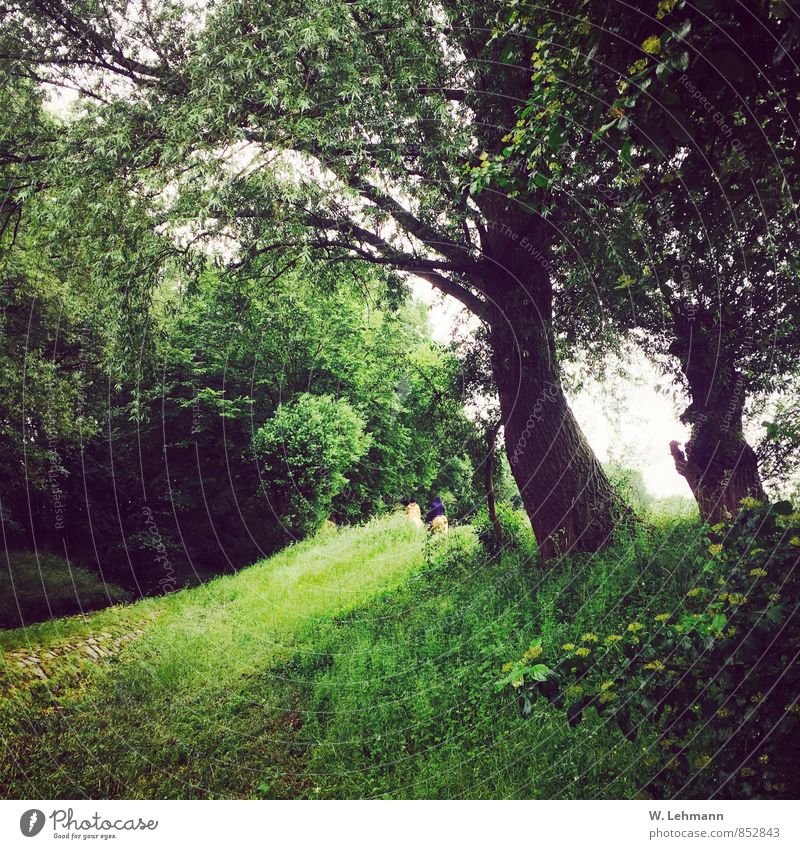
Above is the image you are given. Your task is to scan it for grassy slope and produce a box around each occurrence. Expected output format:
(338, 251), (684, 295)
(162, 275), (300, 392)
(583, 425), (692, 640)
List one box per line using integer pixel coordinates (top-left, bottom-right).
(1, 514), (427, 798)
(1, 511), (704, 799)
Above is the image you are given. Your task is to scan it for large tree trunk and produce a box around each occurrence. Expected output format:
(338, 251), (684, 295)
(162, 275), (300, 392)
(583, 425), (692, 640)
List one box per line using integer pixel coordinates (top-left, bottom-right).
(669, 310), (766, 523)
(476, 220), (622, 559)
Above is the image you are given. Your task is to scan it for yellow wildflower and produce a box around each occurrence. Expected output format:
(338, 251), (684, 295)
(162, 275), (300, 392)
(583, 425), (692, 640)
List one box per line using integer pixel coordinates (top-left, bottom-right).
(581, 632), (599, 643)
(605, 634), (622, 643)
(627, 622), (644, 632)
(641, 35), (661, 54)
(728, 593), (747, 606)
(686, 587), (701, 598)
(749, 568), (767, 577)
(709, 544), (723, 556)
(561, 643), (576, 652)
(501, 662), (513, 673)
(600, 680), (615, 691)
(628, 57), (649, 74)
(654, 613), (671, 622)
(740, 767), (755, 777)
(694, 755), (711, 770)
(523, 645), (543, 661)
(656, 0), (679, 20)
(644, 660), (666, 671)
(599, 690), (617, 704)
(575, 647), (591, 657)
(790, 536), (800, 547)
(512, 677), (524, 689)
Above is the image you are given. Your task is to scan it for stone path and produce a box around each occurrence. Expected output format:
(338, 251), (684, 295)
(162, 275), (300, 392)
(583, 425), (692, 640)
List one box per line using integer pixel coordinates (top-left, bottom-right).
(2, 625), (148, 684)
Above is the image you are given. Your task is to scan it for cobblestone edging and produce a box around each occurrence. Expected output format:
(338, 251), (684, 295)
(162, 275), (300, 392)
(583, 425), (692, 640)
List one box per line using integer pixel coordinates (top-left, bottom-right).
(2, 626), (148, 683)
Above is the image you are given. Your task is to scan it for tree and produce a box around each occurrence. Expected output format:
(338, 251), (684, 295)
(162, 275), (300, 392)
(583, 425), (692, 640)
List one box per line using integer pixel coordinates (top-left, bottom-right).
(1, 0), (625, 559)
(494, 0), (800, 521)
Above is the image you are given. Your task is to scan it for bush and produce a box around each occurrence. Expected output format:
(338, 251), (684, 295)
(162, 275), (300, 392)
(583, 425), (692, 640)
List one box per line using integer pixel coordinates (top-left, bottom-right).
(499, 499), (800, 799)
(0, 551), (132, 628)
(473, 502), (536, 555)
(253, 394), (370, 538)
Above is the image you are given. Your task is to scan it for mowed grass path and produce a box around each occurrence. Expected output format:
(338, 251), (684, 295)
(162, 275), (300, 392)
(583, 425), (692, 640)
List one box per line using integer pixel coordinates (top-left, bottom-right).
(1, 514), (427, 798)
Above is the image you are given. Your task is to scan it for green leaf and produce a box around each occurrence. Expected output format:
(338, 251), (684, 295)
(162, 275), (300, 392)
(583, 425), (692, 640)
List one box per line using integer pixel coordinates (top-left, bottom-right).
(529, 664), (550, 682)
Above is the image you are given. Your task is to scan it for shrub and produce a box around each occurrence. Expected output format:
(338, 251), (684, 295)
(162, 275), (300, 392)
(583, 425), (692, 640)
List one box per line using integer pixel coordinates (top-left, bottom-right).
(253, 394), (370, 537)
(473, 502), (535, 555)
(498, 500), (800, 799)
(0, 551), (132, 628)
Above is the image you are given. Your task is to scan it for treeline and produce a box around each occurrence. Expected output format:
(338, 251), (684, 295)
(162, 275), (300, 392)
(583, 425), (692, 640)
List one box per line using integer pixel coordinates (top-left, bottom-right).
(0, 0), (798, 568)
(1, 210), (482, 590)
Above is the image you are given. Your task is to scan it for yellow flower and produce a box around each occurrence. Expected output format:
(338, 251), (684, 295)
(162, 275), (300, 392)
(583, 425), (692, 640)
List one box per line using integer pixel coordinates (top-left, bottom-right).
(740, 767), (756, 777)
(686, 587), (702, 598)
(523, 645), (543, 661)
(644, 660), (666, 671)
(605, 634), (622, 643)
(694, 755), (711, 770)
(501, 662), (513, 673)
(628, 57), (649, 74)
(716, 708), (731, 718)
(749, 568), (768, 577)
(654, 613), (671, 622)
(566, 684), (584, 697)
(575, 647), (591, 657)
(790, 536), (800, 547)
(656, 0), (679, 20)
(728, 593), (748, 606)
(709, 544), (723, 556)
(600, 680), (615, 691)
(768, 593), (780, 602)
(627, 622), (643, 632)
(581, 632), (599, 643)
(512, 677), (524, 689)
(561, 643), (576, 652)
(641, 35), (662, 54)
(599, 690), (617, 704)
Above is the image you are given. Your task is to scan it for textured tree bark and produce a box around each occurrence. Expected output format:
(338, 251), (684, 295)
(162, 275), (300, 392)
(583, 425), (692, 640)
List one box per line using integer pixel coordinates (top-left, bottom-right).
(668, 312), (767, 523)
(473, 211), (622, 559)
(490, 318), (620, 559)
(669, 406), (766, 524)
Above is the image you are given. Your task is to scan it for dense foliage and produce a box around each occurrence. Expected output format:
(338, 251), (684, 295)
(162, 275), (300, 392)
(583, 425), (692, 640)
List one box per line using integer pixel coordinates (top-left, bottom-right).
(500, 500), (800, 798)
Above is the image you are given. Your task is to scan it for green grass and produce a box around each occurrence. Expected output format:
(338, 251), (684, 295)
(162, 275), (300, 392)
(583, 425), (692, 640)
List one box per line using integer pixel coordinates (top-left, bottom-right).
(0, 510), (707, 799)
(281, 515), (705, 799)
(0, 513), (427, 797)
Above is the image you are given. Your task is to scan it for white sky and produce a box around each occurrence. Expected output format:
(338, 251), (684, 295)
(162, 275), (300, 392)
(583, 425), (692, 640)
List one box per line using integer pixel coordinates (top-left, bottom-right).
(412, 280), (693, 499)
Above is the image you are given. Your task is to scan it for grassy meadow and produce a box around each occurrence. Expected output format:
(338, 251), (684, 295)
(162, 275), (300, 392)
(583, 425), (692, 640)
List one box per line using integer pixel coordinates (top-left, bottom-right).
(2, 510), (732, 800)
